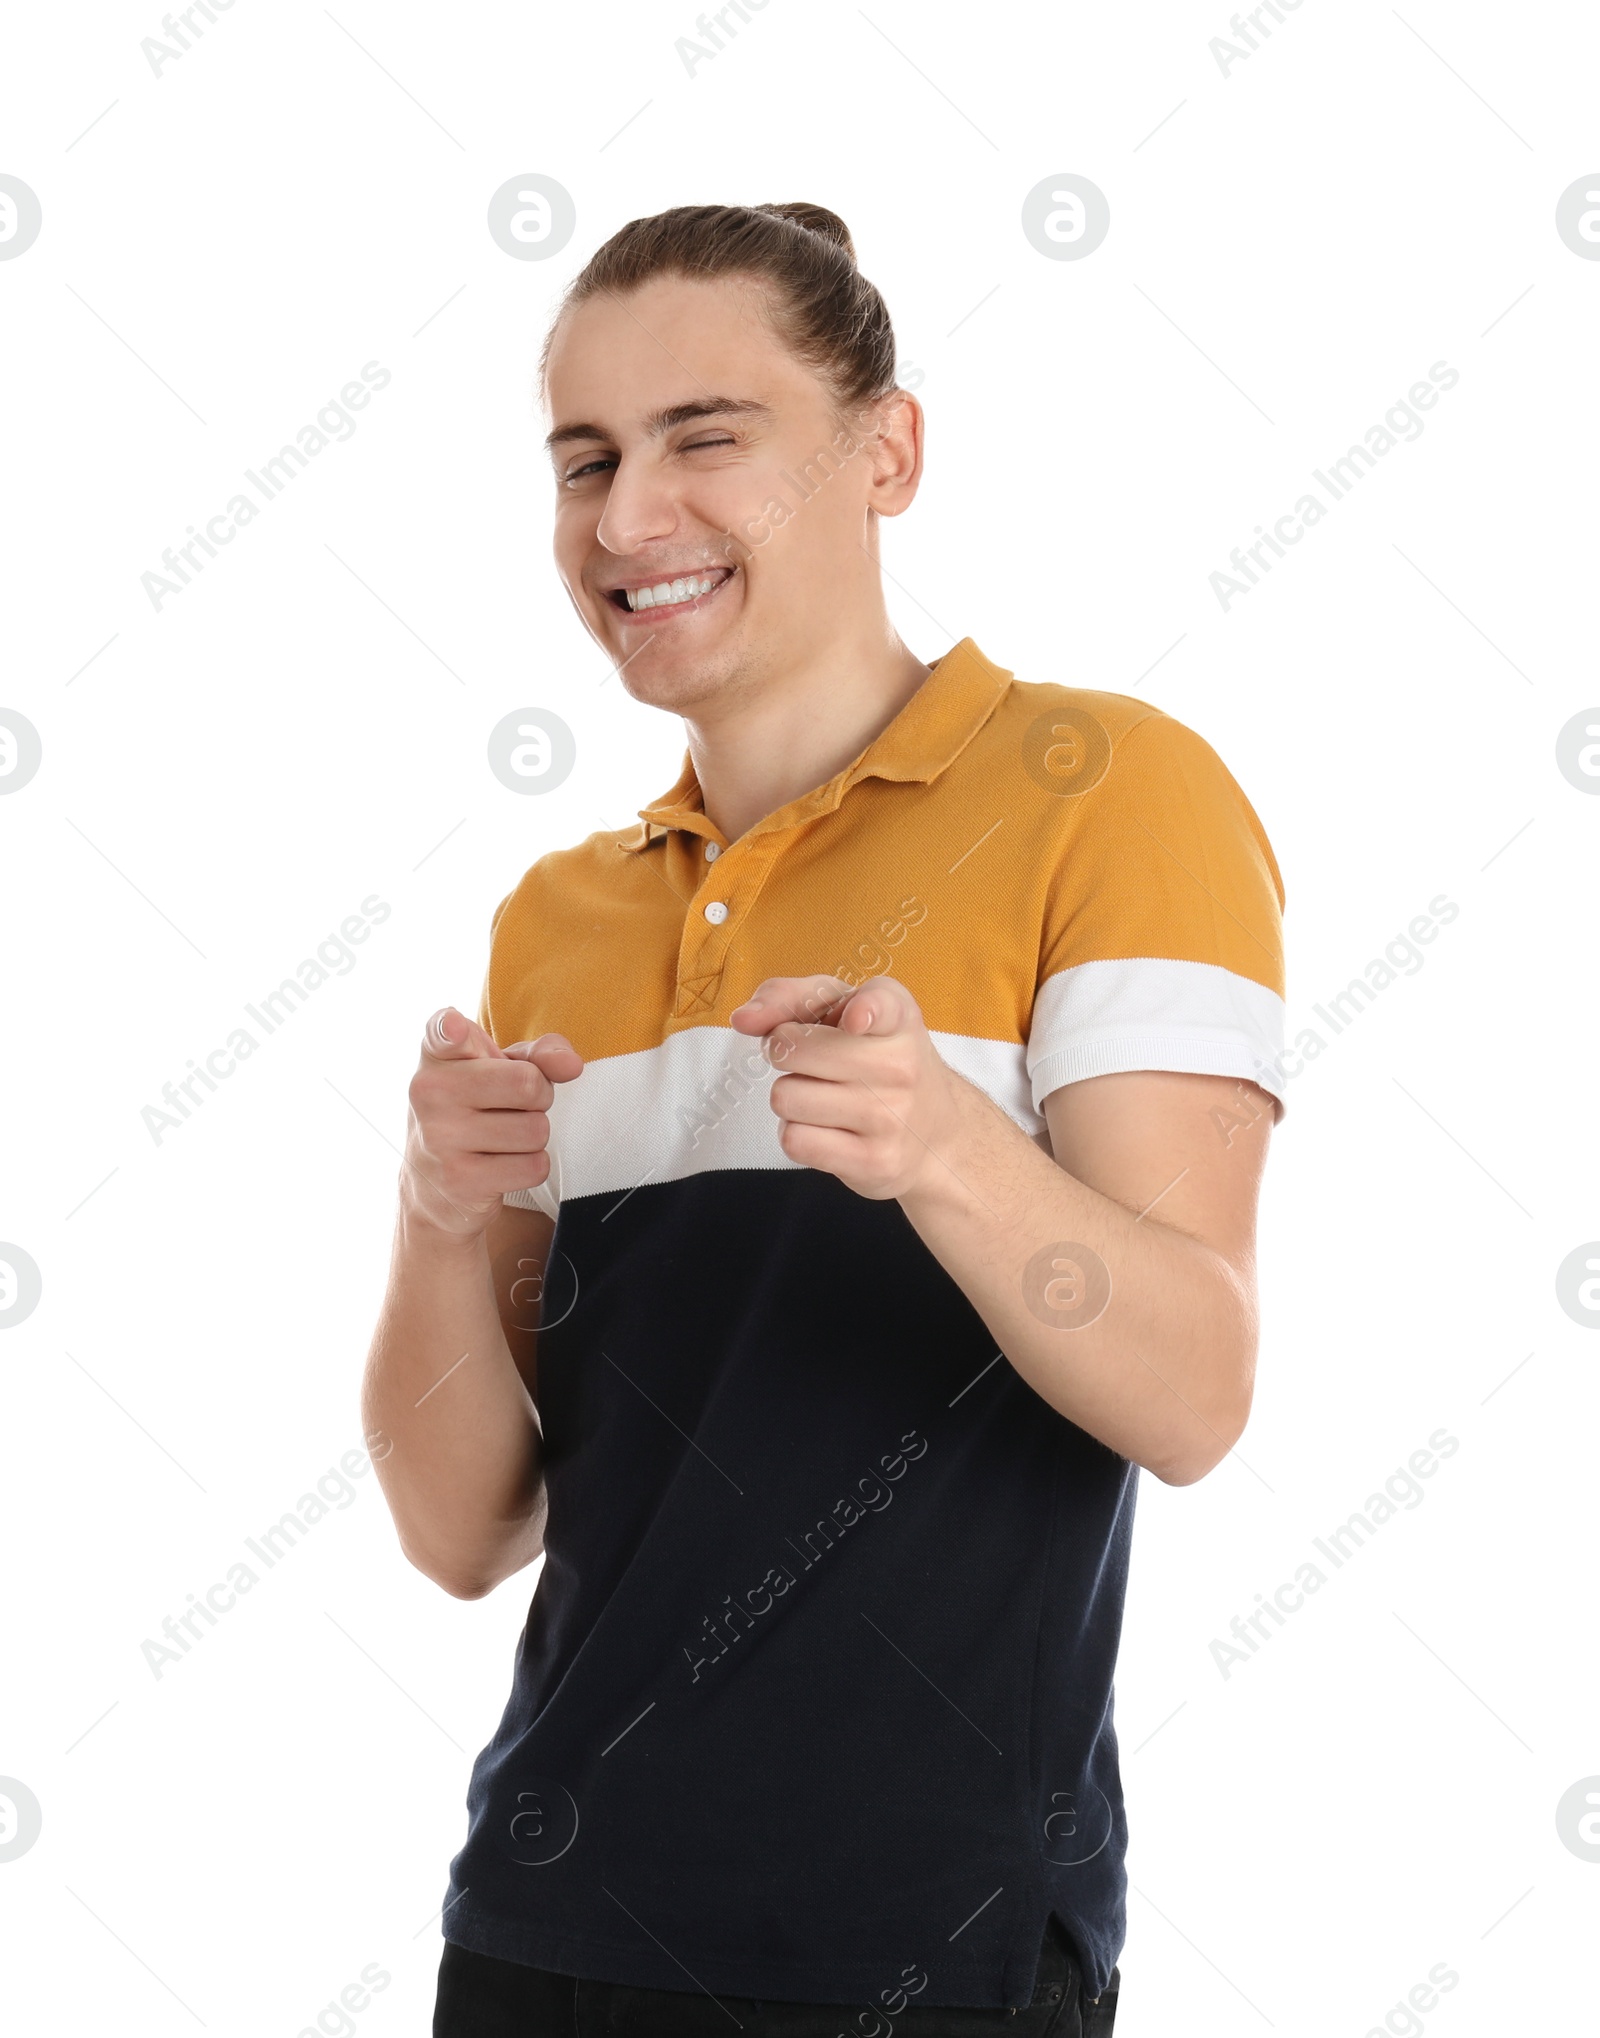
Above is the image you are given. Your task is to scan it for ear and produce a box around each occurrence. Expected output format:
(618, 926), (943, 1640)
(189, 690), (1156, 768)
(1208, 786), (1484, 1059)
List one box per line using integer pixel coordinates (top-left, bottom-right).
(861, 390), (924, 517)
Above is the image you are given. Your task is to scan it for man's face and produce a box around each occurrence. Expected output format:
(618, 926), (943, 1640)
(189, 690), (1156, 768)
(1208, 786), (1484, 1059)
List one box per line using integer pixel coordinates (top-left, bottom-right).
(543, 272), (911, 713)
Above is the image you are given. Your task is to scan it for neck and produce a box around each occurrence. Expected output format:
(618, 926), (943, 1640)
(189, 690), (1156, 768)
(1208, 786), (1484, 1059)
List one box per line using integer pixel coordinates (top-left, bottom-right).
(686, 616), (933, 843)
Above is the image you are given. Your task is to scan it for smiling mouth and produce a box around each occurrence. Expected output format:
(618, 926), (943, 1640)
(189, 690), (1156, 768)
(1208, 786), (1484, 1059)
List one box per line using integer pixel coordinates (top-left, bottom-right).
(604, 566), (736, 618)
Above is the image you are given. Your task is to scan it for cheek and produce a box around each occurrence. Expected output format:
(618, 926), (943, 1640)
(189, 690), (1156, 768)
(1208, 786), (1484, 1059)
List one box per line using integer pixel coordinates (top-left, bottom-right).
(732, 492), (831, 585)
(552, 503), (600, 576)
(787, 466), (868, 564)
(697, 463), (783, 541)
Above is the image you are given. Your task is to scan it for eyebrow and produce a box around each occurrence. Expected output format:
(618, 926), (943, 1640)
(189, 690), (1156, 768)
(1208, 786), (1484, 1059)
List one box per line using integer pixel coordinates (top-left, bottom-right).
(544, 396), (776, 454)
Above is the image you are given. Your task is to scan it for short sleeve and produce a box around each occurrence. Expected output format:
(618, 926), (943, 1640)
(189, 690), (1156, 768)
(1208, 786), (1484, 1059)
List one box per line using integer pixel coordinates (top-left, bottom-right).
(1026, 709), (1288, 1118)
(478, 884), (560, 1217)
(477, 889), (514, 1043)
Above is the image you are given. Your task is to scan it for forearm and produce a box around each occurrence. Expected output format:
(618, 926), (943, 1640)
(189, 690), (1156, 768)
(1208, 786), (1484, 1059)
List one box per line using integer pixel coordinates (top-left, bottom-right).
(360, 1189), (545, 1596)
(898, 1074), (1257, 1484)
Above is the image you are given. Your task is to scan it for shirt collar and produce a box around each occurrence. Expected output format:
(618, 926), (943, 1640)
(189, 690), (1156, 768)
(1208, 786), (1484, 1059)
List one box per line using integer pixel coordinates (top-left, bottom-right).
(620, 637), (1011, 852)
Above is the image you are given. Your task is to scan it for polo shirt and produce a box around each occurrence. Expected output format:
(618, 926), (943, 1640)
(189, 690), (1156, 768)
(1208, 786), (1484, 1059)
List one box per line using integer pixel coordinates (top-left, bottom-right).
(442, 636), (1287, 2011)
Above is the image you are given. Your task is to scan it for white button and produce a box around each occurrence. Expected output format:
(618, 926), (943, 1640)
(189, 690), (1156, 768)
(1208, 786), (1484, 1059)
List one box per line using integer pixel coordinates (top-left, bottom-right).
(704, 841), (720, 861)
(704, 900), (728, 925)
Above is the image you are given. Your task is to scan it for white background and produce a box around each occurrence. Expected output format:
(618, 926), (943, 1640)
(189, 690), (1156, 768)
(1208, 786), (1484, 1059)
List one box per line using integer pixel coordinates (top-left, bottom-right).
(2, 1), (1596, 2032)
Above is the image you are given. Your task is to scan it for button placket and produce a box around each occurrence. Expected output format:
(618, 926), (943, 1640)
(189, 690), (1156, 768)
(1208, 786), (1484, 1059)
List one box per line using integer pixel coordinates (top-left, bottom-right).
(671, 830), (788, 1021)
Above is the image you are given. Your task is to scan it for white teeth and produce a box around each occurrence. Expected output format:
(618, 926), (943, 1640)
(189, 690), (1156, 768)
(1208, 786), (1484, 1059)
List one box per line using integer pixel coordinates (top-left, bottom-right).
(625, 571), (725, 612)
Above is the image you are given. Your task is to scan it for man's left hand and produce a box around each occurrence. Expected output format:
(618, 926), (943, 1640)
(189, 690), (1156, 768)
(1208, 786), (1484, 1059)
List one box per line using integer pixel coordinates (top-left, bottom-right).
(728, 974), (965, 1202)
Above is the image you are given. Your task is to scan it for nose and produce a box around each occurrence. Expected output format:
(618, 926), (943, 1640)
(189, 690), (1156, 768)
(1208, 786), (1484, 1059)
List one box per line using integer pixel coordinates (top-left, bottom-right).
(595, 452), (682, 558)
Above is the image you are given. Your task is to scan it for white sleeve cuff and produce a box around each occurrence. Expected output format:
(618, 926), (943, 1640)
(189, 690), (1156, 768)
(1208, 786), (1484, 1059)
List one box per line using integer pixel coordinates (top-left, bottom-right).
(1027, 957), (1288, 1116)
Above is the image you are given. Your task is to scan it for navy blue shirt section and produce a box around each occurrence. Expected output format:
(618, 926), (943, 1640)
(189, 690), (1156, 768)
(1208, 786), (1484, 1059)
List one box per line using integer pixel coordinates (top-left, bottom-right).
(441, 1167), (1136, 2010)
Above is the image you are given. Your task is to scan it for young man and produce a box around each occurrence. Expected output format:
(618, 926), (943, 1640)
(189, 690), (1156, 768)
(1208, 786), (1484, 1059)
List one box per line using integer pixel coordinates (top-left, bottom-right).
(363, 201), (1286, 2037)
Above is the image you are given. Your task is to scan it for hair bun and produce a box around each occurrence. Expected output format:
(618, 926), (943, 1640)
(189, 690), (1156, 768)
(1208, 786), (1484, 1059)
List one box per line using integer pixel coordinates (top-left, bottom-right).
(755, 201), (856, 264)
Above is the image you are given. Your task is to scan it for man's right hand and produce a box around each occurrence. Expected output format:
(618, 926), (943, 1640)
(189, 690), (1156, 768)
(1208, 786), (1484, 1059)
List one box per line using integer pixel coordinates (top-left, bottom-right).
(402, 1006), (584, 1237)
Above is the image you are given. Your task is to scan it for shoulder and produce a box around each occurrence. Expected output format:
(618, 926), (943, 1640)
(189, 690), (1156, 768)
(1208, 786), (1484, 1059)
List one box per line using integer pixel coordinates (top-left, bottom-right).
(995, 676), (1286, 1006)
(478, 822), (659, 1050)
(990, 677), (1244, 783)
(1001, 675), (1165, 738)
(487, 821), (648, 937)
(984, 679), (1282, 902)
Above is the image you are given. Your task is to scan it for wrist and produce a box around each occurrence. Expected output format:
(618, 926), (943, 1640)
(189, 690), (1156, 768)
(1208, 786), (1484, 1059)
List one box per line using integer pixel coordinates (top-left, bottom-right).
(898, 1063), (989, 1216)
(398, 1171), (497, 1251)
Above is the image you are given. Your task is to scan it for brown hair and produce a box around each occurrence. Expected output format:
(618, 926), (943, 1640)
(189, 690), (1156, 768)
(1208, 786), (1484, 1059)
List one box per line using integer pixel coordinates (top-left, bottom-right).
(537, 201), (899, 422)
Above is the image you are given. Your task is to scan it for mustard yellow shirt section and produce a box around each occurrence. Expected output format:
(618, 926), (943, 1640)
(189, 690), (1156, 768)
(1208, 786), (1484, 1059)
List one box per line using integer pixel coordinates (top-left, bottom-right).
(479, 639), (1285, 1063)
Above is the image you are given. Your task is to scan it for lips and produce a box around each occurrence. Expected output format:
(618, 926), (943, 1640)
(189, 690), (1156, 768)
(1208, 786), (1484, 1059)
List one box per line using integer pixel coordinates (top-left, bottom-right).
(602, 565), (737, 620)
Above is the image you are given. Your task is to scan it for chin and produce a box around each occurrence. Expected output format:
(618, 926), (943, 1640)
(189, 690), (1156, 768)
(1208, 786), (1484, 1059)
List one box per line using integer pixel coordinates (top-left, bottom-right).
(615, 646), (741, 714)
(598, 615), (760, 711)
